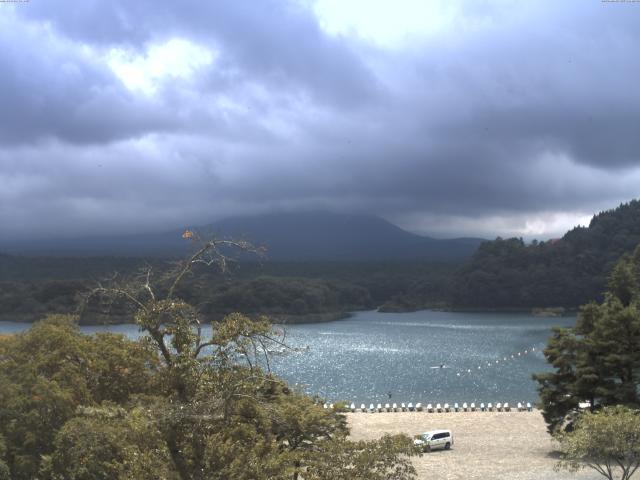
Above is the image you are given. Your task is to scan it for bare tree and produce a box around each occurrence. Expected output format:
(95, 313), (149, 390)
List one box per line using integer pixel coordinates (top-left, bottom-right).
(78, 232), (302, 479)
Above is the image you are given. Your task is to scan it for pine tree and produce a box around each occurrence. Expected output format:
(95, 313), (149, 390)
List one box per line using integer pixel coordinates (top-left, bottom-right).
(534, 245), (640, 433)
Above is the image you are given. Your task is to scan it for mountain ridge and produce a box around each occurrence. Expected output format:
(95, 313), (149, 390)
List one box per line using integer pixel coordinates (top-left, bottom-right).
(1, 211), (484, 263)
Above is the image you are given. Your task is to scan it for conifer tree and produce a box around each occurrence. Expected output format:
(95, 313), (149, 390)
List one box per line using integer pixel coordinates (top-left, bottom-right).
(534, 245), (640, 432)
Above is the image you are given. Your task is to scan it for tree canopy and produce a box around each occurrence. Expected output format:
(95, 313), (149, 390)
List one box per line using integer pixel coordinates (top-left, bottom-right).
(555, 406), (640, 480)
(450, 200), (640, 309)
(534, 245), (640, 433)
(0, 237), (419, 480)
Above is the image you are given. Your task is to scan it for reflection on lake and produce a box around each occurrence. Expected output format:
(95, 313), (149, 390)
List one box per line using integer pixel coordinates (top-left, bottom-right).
(0, 310), (574, 404)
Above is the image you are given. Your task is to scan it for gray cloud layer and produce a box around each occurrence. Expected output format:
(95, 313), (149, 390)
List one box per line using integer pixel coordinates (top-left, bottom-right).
(1, 0), (640, 242)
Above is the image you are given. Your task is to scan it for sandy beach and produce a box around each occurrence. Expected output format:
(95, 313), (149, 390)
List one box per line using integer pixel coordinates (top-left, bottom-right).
(347, 410), (603, 480)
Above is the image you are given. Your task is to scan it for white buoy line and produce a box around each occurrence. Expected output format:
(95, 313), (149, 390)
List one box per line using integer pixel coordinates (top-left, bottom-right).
(454, 346), (540, 377)
(324, 401), (534, 413)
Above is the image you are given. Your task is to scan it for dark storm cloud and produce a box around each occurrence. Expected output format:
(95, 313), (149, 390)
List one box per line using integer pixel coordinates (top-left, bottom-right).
(0, 18), (178, 145)
(1, 0), (640, 242)
(397, 0), (640, 171)
(20, 0), (379, 107)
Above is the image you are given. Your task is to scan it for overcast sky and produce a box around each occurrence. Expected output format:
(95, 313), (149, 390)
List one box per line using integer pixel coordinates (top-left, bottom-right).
(1, 0), (639, 242)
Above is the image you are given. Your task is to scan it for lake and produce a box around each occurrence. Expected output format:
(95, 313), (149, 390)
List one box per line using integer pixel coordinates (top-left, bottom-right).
(0, 310), (574, 405)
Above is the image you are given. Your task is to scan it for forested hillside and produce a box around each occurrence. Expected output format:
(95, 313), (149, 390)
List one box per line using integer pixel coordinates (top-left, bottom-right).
(449, 200), (640, 309)
(0, 258), (454, 323)
(4, 201), (640, 320)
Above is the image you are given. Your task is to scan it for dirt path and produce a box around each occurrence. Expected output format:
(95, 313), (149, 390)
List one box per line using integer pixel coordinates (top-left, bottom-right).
(347, 410), (603, 480)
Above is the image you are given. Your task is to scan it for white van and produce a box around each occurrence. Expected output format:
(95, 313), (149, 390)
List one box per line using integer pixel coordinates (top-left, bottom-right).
(413, 429), (453, 452)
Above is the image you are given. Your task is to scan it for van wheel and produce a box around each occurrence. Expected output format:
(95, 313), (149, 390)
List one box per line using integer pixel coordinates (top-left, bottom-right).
(424, 445), (431, 453)
(444, 443), (451, 450)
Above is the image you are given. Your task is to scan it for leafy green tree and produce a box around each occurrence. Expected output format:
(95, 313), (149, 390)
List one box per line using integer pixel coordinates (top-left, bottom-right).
(304, 434), (417, 480)
(35, 236), (418, 480)
(555, 406), (640, 480)
(534, 246), (640, 433)
(0, 434), (10, 480)
(0, 236), (420, 480)
(0, 315), (156, 480)
(43, 405), (176, 480)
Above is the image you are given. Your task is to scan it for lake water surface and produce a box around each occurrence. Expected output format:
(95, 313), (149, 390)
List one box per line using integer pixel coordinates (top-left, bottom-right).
(0, 310), (574, 405)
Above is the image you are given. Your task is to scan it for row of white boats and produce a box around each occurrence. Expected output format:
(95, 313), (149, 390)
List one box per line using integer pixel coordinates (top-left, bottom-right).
(324, 401), (534, 413)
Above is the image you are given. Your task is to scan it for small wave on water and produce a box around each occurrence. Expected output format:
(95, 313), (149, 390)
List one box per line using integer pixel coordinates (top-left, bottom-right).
(368, 321), (552, 331)
(317, 331), (361, 336)
(345, 345), (409, 354)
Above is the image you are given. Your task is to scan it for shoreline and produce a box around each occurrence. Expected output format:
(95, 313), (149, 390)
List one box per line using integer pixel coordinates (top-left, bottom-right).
(379, 305), (578, 317)
(0, 310), (355, 326)
(1, 306), (577, 326)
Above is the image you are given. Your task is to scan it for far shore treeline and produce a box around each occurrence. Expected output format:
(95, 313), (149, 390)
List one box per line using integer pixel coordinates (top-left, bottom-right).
(2, 199), (640, 324)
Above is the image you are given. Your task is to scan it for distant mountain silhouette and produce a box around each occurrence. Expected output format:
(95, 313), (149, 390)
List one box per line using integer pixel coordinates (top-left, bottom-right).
(209, 212), (482, 262)
(1, 211), (483, 262)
